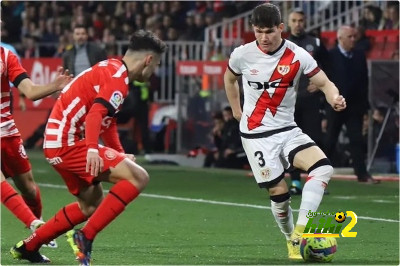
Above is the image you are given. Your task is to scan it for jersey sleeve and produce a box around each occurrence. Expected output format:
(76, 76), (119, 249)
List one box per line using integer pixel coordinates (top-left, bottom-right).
(7, 49), (29, 87)
(228, 46), (243, 76)
(299, 47), (320, 78)
(94, 76), (128, 116)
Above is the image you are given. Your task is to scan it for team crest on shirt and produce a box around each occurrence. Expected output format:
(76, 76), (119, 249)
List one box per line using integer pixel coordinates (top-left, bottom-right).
(260, 168), (271, 180)
(109, 91), (123, 109)
(277, 65), (290, 76)
(104, 150), (117, 160)
(19, 144), (28, 159)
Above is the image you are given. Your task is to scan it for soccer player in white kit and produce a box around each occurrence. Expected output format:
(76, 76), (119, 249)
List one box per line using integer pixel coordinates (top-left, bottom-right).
(224, 3), (346, 260)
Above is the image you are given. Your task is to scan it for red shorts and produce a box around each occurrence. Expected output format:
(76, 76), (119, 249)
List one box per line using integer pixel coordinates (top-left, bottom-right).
(1, 136), (31, 177)
(44, 140), (126, 195)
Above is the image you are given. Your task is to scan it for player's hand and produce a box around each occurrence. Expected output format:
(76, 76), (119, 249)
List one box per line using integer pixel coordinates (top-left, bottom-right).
(86, 150), (104, 176)
(332, 95), (346, 111)
(125, 154), (136, 162)
(53, 67), (73, 91)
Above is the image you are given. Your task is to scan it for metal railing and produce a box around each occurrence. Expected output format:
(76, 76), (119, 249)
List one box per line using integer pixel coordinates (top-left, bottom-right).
(204, 0), (390, 56)
(21, 40), (205, 104)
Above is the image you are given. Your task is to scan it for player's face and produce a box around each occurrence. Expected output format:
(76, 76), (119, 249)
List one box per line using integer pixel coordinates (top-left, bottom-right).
(140, 53), (161, 81)
(339, 28), (356, 51)
(253, 24), (284, 53)
(288, 12), (305, 36)
(73, 28), (88, 46)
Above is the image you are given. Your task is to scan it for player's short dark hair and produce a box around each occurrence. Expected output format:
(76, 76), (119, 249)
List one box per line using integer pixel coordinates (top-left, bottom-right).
(251, 3), (282, 28)
(127, 30), (167, 54)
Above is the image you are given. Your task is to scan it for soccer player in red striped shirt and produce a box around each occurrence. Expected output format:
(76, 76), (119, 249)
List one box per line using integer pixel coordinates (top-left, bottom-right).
(1, 45), (71, 254)
(11, 30), (166, 265)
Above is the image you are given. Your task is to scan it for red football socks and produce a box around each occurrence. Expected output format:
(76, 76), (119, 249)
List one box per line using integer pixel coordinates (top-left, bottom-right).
(82, 180), (139, 240)
(25, 202), (87, 251)
(22, 184), (42, 219)
(1, 181), (37, 227)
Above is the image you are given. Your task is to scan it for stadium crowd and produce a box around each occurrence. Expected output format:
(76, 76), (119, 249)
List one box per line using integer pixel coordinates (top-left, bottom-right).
(1, 1), (258, 57)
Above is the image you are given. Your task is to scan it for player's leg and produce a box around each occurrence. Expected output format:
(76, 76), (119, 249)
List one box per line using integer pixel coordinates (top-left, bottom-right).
(13, 171), (42, 219)
(80, 154), (149, 241)
(2, 136), (43, 218)
(67, 147), (148, 265)
(290, 146), (333, 240)
(241, 135), (298, 259)
(21, 166), (90, 251)
(1, 171), (39, 228)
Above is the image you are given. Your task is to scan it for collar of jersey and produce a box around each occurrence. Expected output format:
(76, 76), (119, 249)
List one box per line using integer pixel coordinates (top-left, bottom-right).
(256, 39), (286, 55)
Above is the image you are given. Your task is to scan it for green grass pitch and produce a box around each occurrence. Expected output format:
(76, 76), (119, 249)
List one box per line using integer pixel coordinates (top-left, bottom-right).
(1, 150), (399, 265)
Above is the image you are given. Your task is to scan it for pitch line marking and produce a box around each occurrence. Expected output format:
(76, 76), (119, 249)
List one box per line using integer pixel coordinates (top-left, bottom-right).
(37, 183), (400, 223)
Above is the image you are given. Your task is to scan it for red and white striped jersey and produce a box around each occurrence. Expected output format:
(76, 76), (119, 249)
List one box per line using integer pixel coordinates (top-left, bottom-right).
(44, 59), (129, 148)
(228, 39), (320, 134)
(0, 46), (29, 138)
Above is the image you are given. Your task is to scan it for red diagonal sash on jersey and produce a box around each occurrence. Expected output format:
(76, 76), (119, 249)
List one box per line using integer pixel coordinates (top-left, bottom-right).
(247, 48), (300, 130)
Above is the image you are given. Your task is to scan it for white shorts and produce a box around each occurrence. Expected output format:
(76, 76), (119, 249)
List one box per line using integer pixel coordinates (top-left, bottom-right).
(241, 127), (315, 188)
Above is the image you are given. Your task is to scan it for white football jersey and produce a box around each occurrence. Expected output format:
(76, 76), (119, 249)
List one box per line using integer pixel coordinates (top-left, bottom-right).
(228, 39), (320, 134)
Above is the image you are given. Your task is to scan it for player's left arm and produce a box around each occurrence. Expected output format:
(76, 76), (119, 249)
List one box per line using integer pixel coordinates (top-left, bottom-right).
(100, 118), (124, 153)
(309, 70), (346, 112)
(17, 66), (72, 101)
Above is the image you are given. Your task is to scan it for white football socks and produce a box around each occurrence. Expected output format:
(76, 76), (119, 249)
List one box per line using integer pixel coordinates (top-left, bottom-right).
(270, 198), (294, 240)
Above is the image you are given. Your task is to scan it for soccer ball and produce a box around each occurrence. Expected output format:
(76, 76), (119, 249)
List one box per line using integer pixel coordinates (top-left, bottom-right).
(300, 237), (337, 262)
(335, 212), (346, 223)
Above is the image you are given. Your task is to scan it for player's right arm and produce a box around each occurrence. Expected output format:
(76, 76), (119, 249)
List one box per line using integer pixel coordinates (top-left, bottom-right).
(17, 67), (72, 101)
(309, 70), (346, 111)
(224, 69), (242, 121)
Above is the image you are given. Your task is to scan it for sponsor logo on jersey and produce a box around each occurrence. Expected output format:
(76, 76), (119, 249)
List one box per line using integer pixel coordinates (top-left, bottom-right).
(247, 80), (294, 90)
(250, 69), (259, 75)
(277, 65), (290, 75)
(105, 150), (117, 160)
(46, 157), (63, 165)
(109, 91), (123, 109)
(19, 144), (28, 159)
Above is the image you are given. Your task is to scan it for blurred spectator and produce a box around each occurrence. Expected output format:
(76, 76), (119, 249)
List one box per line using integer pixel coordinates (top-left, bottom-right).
(379, 2), (399, 30)
(360, 5), (382, 30)
(62, 24), (107, 76)
(371, 107), (399, 165)
(193, 14), (206, 41)
(20, 34), (38, 58)
(354, 25), (371, 54)
(117, 80), (153, 154)
(204, 111), (224, 167)
(215, 106), (247, 169)
(325, 25), (379, 184)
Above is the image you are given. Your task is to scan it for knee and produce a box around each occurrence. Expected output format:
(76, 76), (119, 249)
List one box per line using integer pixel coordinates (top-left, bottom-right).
(307, 158), (333, 184)
(135, 168), (150, 187)
(125, 166), (149, 191)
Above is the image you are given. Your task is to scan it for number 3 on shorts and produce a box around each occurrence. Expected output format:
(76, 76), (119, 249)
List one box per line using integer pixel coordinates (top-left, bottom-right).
(254, 151), (265, 167)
